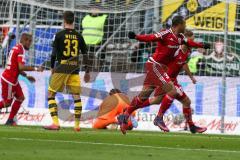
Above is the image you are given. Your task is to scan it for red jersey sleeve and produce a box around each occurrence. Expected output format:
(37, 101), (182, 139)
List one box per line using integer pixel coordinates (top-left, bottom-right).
(135, 29), (170, 42)
(17, 53), (25, 65)
(185, 39), (204, 48)
(135, 34), (160, 42)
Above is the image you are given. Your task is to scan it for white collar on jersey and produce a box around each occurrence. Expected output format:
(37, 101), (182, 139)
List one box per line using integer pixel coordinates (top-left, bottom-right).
(170, 28), (178, 40)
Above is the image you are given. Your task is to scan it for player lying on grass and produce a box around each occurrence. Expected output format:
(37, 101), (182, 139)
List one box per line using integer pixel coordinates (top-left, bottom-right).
(92, 89), (137, 130)
(44, 11), (90, 131)
(118, 16), (210, 134)
(0, 33), (44, 125)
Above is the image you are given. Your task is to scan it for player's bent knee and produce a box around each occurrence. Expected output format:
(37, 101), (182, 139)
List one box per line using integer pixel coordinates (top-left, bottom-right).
(48, 91), (56, 98)
(137, 96), (147, 102)
(72, 94), (81, 100)
(164, 82), (177, 96)
(168, 86), (178, 97)
(4, 99), (13, 107)
(16, 96), (25, 102)
(172, 89), (178, 97)
(151, 96), (163, 105)
(183, 97), (191, 106)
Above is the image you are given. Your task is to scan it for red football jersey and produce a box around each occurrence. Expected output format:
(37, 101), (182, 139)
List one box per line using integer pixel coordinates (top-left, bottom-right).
(136, 28), (203, 65)
(1, 43), (26, 85)
(167, 47), (191, 81)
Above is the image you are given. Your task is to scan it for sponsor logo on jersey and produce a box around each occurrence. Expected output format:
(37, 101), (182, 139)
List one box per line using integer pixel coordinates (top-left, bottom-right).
(176, 61), (187, 65)
(178, 38), (182, 44)
(168, 45), (179, 49)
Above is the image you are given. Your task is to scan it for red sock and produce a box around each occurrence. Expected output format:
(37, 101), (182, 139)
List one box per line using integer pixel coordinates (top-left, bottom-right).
(8, 100), (22, 120)
(157, 94), (174, 117)
(130, 96), (143, 106)
(0, 101), (4, 109)
(126, 97), (150, 115)
(183, 107), (194, 126)
(138, 99), (150, 108)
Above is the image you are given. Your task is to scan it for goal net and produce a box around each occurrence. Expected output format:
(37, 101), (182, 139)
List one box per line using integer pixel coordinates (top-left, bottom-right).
(0, 0), (240, 132)
(0, 0), (239, 73)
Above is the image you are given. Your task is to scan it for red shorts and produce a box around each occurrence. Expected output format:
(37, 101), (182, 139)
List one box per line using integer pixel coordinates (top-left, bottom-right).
(144, 60), (171, 88)
(1, 78), (24, 101)
(154, 80), (186, 101)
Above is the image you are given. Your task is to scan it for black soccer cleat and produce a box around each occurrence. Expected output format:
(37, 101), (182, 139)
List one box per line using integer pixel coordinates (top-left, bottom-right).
(153, 116), (169, 132)
(117, 114), (129, 135)
(5, 119), (17, 126)
(190, 125), (207, 134)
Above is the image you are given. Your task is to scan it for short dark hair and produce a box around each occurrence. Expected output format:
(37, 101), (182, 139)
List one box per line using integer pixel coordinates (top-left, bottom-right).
(172, 15), (185, 26)
(20, 32), (32, 43)
(63, 11), (74, 24)
(109, 88), (121, 95)
(184, 29), (194, 38)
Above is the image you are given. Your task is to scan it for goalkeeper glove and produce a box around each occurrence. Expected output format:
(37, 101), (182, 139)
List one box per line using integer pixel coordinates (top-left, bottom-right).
(203, 43), (210, 49)
(128, 31), (136, 39)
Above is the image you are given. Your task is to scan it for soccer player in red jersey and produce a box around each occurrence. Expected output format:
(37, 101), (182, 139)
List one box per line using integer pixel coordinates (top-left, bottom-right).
(0, 33), (44, 125)
(154, 30), (207, 133)
(118, 16), (210, 134)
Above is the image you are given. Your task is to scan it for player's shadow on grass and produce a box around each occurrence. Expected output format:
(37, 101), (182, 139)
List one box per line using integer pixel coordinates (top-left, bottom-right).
(57, 99), (99, 122)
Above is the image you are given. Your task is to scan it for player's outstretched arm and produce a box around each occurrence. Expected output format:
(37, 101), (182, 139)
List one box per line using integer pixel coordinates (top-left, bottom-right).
(20, 71), (36, 83)
(79, 34), (91, 83)
(20, 71), (27, 77)
(50, 47), (57, 74)
(18, 62), (44, 72)
(183, 64), (196, 84)
(50, 32), (60, 75)
(128, 31), (161, 42)
(185, 39), (210, 49)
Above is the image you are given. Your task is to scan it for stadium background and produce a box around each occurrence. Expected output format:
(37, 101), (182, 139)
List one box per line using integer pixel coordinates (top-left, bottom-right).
(0, 0), (240, 134)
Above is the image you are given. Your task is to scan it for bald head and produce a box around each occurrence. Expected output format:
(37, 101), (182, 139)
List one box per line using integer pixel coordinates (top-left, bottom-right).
(20, 32), (32, 50)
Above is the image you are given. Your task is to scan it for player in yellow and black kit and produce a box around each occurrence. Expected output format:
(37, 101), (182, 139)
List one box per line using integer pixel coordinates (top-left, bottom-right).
(44, 11), (91, 131)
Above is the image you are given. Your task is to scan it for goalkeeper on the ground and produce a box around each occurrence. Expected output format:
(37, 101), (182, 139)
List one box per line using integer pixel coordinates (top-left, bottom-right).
(93, 89), (137, 130)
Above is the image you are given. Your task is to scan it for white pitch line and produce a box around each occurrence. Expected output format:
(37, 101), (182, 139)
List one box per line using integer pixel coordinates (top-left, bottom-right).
(123, 132), (240, 140)
(1, 137), (240, 154)
(74, 130), (240, 140)
(1, 127), (240, 140)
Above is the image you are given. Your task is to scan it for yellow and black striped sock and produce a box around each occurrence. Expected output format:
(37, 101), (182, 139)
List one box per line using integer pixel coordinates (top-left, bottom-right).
(48, 97), (59, 126)
(74, 99), (82, 128)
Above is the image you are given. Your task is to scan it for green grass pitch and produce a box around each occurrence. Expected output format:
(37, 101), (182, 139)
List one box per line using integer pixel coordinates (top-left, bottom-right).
(0, 126), (240, 160)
